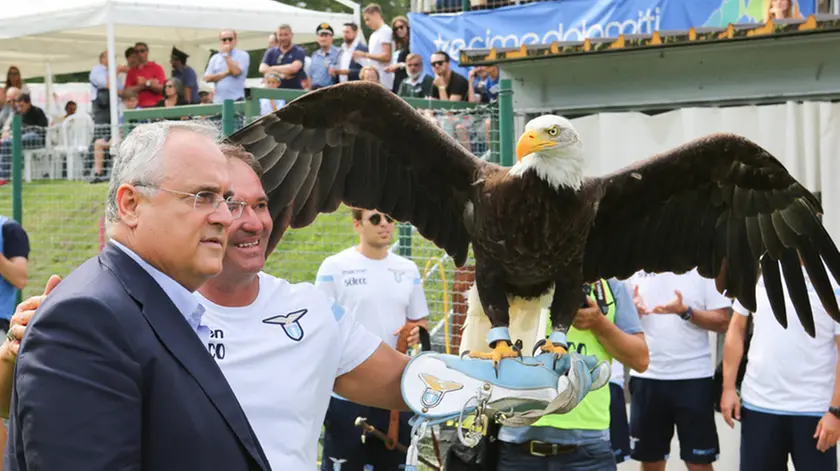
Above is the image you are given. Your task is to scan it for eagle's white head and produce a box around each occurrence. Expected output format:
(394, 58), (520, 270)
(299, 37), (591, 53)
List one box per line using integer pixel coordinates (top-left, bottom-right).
(509, 114), (584, 192)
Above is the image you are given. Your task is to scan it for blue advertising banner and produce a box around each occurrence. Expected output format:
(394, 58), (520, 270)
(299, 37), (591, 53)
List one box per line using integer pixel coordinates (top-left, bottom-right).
(408, 0), (815, 76)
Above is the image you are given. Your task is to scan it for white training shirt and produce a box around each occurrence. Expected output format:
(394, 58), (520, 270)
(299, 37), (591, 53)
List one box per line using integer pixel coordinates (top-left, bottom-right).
(627, 269), (732, 380)
(367, 24), (394, 90)
(195, 272), (381, 470)
(610, 359), (625, 388)
(734, 269), (840, 416)
(315, 247), (429, 351)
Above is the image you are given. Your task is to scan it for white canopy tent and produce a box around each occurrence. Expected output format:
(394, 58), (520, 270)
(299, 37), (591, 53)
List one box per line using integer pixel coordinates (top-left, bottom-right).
(0, 0), (357, 144)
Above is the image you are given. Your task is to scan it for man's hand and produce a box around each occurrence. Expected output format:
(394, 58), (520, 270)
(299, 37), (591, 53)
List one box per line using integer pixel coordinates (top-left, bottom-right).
(393, 320), (424, 347)
(136, 76), (146, 86)
(572, 295), (605, 331)
(0, 275), (61, 361)
(815, 412), (840, 452)
(433, 74), (445, 88)
(651, 289), (688, 316)
(720, 387), (741, 428)
(352, 50), (366, 60)
(632, 285), (650, 315)
(220, 43), (232, 54)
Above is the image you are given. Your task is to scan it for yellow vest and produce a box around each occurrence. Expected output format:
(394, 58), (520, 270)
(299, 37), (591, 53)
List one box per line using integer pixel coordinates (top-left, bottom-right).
(531, 279), (615, 431)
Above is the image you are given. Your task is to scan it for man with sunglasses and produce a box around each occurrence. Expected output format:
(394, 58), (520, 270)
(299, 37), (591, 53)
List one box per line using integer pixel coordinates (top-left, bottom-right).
(316, 208), (430, 470)
(204, 30), (250, 104)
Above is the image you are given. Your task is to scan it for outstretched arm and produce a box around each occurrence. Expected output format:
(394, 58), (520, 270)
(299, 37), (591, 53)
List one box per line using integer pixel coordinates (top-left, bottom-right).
(334, 343), (410, 411)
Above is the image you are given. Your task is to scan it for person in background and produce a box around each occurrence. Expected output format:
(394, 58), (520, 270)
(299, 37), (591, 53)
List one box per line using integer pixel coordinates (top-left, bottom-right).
(0, 211), (28, 469)
(308, 24), (341, 90)
(204, 30), (250, 104)
(259, 24), (307, 90)
(720, 270), (840, 470)
(627, 269), (731, 471)
(356, 3), (393, 90)
(90, 90), (140, 183)
(156, 78), (188, 108)
(396, 53), (433, 98)
(384, 16), (410, 93)
(123, 42), (166, 108)
(316, 208), (429, 470)
(493, 278), (649, 471)
(333, 22), (368, 83)
(170, 47), (199, 105)
(0, 94), (48, 186)
(3, 67), (29, 96)
(258, 74), (285, 115)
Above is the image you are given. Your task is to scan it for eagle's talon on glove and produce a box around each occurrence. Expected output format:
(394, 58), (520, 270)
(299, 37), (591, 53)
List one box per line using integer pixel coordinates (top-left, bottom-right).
(536, 341), (568, 370)
(468, 341), (521, 377)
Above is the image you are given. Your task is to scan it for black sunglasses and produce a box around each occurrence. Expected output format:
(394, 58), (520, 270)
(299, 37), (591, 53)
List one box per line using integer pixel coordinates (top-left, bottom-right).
(368, 213), (394, 225)
(221, 37), (234, 42)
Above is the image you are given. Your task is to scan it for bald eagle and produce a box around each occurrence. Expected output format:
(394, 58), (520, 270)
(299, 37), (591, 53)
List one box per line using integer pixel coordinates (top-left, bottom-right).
(225, 81), (840, 370)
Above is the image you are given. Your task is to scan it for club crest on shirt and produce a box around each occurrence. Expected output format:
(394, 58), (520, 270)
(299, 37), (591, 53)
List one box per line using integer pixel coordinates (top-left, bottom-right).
(262, 309), (308, 342)
(418, 373), (463, 408)
(389, 268), (406, 283)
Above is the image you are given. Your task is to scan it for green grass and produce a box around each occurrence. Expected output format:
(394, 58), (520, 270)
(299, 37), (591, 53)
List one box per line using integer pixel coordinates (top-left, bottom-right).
(1, 180), (469, 351)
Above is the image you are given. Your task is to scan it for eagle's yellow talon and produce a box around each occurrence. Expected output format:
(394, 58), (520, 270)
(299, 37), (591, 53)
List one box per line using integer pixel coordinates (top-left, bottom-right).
(540, 343), (568, 357)
(467, 341), (520, 371)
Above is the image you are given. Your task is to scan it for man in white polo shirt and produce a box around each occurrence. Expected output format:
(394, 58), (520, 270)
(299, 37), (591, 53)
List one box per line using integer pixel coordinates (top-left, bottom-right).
(720, 268), (840, 470)
(627, 269), (732, 471)
(316, 208), (429, 470)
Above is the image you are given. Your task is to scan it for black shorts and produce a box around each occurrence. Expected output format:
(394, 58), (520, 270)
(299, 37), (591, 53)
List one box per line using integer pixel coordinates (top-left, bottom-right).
(320, 396), (413, 471)
(628, 377), (719, 464)
(740, 406), (837, 471)
(608, 382), (631, 463)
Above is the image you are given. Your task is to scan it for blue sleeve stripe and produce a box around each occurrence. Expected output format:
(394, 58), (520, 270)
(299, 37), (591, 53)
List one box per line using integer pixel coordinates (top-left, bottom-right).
(414, 277), (421, 285)
(331, 302), (345, 321)
(317, 275), (334, 282)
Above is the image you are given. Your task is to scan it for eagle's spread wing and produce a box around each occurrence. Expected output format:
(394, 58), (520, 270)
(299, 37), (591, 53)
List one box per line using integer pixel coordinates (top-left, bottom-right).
(224, 82), (501, 265)
(582, 133), (840, 336)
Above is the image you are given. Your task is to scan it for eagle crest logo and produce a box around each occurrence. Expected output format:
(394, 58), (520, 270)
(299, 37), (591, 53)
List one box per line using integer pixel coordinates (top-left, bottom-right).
(389, 268), (406, 283)
(262, 309), (308, 341)
(418, 373), (463, 408)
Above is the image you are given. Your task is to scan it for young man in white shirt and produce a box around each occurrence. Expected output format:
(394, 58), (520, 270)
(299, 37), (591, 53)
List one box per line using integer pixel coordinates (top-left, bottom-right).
(355, 3), (394, 90)
(720, 268), (840, 470)
(627, 269), (732, 471)
(316, 208), (429, 471)
(0, 145), (410, 471)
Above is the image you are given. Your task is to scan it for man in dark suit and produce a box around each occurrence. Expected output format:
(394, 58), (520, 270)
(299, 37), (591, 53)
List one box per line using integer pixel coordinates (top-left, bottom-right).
(4, 120), (271, 471)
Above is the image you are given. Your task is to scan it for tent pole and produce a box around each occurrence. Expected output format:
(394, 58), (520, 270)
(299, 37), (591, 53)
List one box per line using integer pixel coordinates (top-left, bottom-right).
(106, 9), (120, 152)
(45, 62), (53, 120)
(332, 0), (361, 28)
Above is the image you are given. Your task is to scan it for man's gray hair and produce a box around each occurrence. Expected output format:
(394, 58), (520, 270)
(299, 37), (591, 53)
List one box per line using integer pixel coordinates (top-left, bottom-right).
(105, 120), (220, 224)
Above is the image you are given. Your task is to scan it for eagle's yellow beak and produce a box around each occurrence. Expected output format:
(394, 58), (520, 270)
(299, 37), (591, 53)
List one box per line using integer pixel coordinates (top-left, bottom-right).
(516, 130), (553, 161)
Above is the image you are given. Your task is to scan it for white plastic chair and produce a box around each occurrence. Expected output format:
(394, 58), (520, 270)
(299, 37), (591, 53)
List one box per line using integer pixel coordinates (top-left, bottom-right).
(54, 113), (94, 181)
(22, 125), (56, 182)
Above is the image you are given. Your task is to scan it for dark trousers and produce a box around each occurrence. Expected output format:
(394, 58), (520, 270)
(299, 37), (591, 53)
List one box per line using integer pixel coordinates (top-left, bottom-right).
(496, 440), (616, 471)
(320, 397), (413, 471)
(740, 406), (837, 471)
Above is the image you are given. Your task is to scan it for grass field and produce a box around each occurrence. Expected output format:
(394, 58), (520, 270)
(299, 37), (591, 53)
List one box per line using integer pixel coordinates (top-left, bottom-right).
(1, 180), (469, 352)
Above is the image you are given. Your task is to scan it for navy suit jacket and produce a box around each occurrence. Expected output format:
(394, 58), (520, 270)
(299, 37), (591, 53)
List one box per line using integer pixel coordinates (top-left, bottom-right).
(4, 242), (271, 471)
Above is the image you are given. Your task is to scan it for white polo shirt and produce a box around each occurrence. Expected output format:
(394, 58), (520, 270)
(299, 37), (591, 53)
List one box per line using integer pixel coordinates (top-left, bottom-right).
(315, 247), (429, 351)
(367, 24), (394, 90)
(627, 269), (732, 380)
(734, 270), (840, 416)
(195, 272), (381, 470)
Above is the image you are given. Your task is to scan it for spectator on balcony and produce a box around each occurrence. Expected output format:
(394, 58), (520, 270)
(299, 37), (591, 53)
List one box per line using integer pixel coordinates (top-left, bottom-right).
(4, 67), (29, 96)
(309, 24), (341, 90)
(259, 74), (286, 115)
(360, 66), (384, 86)
(356, 4), (394, 90)
(170, 47), (199, 105)
(384, 16), (411, 93)
(0, 94), (47, 185)
(430, 51), (468, 101)
(156, 78), (188, 108)
(124, 42), (166, 109)
(396, 53), (433, 98)
(333, 22), (368, 83)
(0, 88), (20, 137)
(259, 24), (307, 90)
(0, 89), (13, 131)
(204, 30), (249, 104)
(764, 0), (802, 21)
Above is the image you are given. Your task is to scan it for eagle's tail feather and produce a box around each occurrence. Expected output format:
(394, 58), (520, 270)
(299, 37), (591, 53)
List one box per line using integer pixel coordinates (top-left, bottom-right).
(458, 283), (552, 356)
